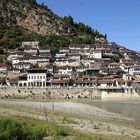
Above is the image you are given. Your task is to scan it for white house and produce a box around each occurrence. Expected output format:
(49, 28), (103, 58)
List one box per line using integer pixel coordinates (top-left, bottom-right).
(18, 68), (52, 87)
(129, 65), (140, 76)
(92, 50), (102, 59)
(59, 47), (69, 53)
(24, 48), (39, 56)
(8, 51), (25, 60)
(68, 53), (81, 60)
(22, 41), (39, 48)
(13, 62), (33, 70)
(27, 68), (49, 87)
(29, 56), (50, 65)
(57, 65), (73, 75)
(55, 52), (67, 58)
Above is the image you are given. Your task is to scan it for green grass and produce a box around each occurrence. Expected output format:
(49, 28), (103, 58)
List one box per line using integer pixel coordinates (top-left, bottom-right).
(0, 102), (140, 140)
(0, 116), (67, 140)
(0, 116), (107, 140)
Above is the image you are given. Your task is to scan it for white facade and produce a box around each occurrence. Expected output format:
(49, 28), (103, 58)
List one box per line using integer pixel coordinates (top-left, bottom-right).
(129, 66), (140, 76)
(27, 69), (48, 87)
(22, 41), (39, 48)
(58, 66), (72, 75)
(93, 50), (102, 59)
(8, 52), (24, 61)
(56, 53), (66, 58)
(29, 57), (50, 65)
(120, 65), (131, 73)
(13, 63), (32, 70)
(12, 58), (20, 64)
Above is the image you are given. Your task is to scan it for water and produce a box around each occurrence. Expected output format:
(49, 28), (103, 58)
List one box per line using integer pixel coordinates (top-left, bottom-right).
(85, 100), (140, 122)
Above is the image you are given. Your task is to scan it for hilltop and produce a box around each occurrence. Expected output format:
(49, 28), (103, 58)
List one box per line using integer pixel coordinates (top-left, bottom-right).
(0, 0), (107, 52)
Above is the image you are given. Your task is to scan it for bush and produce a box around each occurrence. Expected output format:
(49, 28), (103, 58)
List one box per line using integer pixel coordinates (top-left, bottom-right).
(0, 117), (67, 140)
(0, 118), (26, 140)
(74, 134), (94, 140)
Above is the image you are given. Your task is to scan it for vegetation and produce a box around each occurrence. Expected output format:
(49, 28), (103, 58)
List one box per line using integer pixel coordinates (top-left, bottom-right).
(26, 0), (37, 6)
(74, 134), (103, 140)
(0, 116), (67, 140)
(0, 0), (107, 56)
(0, 116), (107, 140)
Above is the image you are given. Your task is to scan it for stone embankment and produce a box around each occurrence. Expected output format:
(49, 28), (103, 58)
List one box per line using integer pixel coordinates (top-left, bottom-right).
(0, 87), (101, 100)
(101, 90), (140, 100)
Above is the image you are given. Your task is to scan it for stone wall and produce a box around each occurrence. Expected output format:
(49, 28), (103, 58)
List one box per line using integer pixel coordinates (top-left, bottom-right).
(0, 87), (102, 100)
(101, 90), (140, 100)
(1, 87), (140, 100)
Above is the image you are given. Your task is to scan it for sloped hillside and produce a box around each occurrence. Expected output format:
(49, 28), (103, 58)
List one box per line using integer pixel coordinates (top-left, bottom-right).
(0, 0), (107, 52)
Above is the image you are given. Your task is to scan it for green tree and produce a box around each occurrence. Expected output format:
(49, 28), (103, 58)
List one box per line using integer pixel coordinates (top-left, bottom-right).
(27, 0), (37, 6)
(0, 48), (4, 55)
(40, 2), (48, 10)
(63, 16), (74, 26)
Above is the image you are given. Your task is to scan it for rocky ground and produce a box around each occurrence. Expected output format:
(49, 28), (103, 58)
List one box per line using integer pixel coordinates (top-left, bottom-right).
(0, 99), (140, 140)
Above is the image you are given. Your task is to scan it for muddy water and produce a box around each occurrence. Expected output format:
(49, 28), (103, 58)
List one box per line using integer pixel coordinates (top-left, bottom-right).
(84, 100), (140, 122)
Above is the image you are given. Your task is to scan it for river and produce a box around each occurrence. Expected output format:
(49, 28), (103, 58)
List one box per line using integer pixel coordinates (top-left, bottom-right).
(83, 100), (140, 123)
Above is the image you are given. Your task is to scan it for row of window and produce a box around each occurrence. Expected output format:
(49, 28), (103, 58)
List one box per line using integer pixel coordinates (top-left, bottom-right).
(28, 82), (46, 87)
(133, 68), (140, 71)
(28, 75), (46, 80)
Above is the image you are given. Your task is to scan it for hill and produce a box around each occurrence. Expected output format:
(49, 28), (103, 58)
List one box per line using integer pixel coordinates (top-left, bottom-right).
(0, 0), (107, 53)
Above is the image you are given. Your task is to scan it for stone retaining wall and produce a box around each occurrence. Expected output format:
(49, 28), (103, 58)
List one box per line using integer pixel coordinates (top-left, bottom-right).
(1, 87), (140, 100)
(101, 90), (140, 100)
(0, 87), (102, 99)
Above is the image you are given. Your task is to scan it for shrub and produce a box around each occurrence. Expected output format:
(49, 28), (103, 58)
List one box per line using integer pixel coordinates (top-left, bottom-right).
(0, 118), (26, 140)
(74, 134), (94, 140)
(0, 117), (67, 140)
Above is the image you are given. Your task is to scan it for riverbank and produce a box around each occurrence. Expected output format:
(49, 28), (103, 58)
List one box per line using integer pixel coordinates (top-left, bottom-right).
(0, 99), (140, 140)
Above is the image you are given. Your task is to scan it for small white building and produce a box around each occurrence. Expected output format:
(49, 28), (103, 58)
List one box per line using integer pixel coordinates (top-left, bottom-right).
(59, 47), (69, 53)
(129, 65), (140, 76)
(92, 50), (102, 59)
(22, 41), (39, 48)
(24, 48), (39, 56)
(68, 53), (81, 60)
(29, 56), (50, 65)
(8, 51), (25, 60)
(57, 65), (73, 75)
(56, 52), (67, 58)
(13, 62), (33, 70)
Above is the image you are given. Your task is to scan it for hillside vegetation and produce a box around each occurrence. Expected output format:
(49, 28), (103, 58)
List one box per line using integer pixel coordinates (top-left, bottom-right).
(0, 0), (107, 53)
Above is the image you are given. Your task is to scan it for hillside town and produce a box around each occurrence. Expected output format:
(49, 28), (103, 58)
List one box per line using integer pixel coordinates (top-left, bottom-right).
(0, 41), (140, 93)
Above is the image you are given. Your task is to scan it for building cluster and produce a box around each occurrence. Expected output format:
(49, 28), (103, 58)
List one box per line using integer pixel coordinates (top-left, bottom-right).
(0, 41), (140, 90)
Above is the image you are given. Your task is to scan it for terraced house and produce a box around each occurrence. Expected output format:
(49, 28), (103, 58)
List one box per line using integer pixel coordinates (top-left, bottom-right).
(0, 42), (140, 91)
